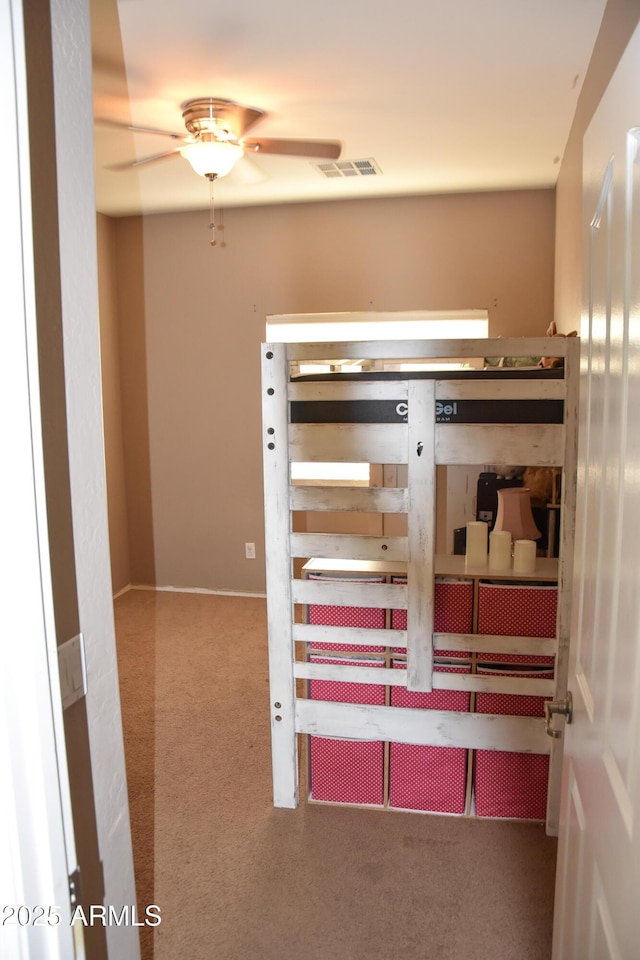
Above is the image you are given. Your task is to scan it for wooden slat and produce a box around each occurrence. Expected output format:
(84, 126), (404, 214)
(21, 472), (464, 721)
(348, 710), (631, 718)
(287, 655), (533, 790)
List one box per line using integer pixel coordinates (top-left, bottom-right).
(295, 698), (551, 754)
(433, 632), (557, 657)
(296, 663), (403, 686)
(290, 485), (408, 513)
(289, 422), (407, 463)
(271, 310), (487, 328)
(295, 662), (555, 697)
(435, 423), (564, 466)
(406, 379), (435, 692)
(289, 380), (408, 401)
(261, 343), (299, 808)
(295, 622), (406, 648)
(290, 416), (564, 467)
(461, 671), (552, 697)
(437, 379), (566, 400)
(303, 558), (407, 577)
(292, 577), (407, 610)
(290, 532), (408, 562)
(547, 333), (580, 836)
(285, 337), (570, 362)
(295, 626), (556, 658)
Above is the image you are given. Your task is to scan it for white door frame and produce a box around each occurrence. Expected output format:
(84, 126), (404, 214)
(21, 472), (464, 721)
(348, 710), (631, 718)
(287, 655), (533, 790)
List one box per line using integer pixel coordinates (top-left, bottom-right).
(0, 0), (77, 956)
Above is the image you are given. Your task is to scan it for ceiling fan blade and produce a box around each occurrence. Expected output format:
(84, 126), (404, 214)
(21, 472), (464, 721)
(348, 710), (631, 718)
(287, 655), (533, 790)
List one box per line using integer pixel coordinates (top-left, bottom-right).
(107, 147), (183, 171)
(241, 137), (342, 160)
(95, 117), (185, 140)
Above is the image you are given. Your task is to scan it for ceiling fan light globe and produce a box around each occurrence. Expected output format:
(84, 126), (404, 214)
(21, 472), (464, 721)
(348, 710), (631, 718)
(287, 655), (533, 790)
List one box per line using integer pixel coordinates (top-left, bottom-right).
(180, 140), (243, 178)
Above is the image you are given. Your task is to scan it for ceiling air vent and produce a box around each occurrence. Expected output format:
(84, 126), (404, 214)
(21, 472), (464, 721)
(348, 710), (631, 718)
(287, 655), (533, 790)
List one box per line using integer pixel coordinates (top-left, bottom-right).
(314, 158), (382, 179)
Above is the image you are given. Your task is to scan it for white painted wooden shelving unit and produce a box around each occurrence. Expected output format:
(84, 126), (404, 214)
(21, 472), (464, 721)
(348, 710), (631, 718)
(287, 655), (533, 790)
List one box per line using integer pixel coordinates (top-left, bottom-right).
(261, 331), (579, 835)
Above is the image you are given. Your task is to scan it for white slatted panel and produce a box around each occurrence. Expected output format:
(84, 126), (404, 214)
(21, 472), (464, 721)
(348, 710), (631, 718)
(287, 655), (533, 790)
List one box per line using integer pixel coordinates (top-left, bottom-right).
(295, 622), (407, 648)
(437, 379), (566, 400)
(297, 663), (404, 686)
(297, 629), (557, 658)
(406, 379), (435, 692)
(290, 485), (408, 513)
(289, 380), (409, 401)
(433, 632), (558, 657)
(295, 699), (551, 754)
(289, 422), (407, 463)
(286, 337), (569, 362)
(261, 343), (298, 808)
(435, 423), (564, 466)
(294, 662), (555, 697)
(290, 532), (408, 562)
(547, 334), (580, 834)
(261, 335), (572, 813)
(292, 577), (407, 609)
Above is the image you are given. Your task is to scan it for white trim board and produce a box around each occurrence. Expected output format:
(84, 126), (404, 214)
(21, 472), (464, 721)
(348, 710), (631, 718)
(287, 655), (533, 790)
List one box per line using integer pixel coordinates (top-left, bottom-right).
(127, 584), (267, 599)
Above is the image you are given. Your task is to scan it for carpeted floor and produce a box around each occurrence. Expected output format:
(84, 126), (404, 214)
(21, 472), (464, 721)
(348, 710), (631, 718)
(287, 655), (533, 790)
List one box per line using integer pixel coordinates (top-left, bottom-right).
(114, 589), (557, 960)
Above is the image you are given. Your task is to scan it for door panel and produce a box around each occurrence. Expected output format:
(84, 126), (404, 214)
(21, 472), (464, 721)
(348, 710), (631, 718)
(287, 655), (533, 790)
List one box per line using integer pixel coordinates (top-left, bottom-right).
(592, 867), (623, 960)
(556, 770), (588, 957)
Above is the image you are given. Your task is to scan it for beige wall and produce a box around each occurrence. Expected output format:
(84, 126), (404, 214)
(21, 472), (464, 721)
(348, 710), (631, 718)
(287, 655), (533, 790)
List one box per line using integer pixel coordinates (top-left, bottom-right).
(97, 213), (130, 594)
(554, 0), (640, 332)
(102, 188), (555, 593)
(97, 0), (640, 597)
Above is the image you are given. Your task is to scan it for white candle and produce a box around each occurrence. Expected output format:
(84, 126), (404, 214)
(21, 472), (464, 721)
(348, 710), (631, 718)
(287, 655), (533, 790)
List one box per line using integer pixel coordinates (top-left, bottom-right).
(513, 539), (537, 574)
(465, 521), (488, 567)
(489, 530), (512, 571)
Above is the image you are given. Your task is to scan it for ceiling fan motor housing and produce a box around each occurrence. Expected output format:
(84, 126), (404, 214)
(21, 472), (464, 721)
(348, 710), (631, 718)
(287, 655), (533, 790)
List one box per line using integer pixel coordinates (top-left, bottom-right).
(181, 98), (264, 142)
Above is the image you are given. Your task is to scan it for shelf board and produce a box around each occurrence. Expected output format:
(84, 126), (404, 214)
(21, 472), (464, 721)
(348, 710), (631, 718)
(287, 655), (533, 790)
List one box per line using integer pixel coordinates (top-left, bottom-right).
(302, 554), (558, 582)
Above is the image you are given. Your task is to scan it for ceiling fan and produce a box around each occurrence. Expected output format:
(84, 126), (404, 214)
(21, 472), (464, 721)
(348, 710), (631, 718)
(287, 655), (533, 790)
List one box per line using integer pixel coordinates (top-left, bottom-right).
(99, 97), (342, 181)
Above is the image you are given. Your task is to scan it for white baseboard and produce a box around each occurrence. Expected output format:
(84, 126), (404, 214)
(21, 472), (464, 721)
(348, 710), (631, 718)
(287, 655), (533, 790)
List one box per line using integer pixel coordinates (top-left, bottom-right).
(112, 583), (132, 600)
(126, 583), (267, 599)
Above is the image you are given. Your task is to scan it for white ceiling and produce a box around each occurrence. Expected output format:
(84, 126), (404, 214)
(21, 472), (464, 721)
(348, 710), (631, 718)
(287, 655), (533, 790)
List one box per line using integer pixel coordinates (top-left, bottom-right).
(91, 0), (608, 218)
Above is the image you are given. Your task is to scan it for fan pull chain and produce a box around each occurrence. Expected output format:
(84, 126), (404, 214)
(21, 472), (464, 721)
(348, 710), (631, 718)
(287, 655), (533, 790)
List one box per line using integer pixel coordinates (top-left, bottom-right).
(208, 174), (217, 247)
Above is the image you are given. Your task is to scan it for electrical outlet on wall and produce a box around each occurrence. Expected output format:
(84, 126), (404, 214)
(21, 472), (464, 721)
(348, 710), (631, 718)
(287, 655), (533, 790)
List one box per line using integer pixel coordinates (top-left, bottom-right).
(245, 542), (256, 559)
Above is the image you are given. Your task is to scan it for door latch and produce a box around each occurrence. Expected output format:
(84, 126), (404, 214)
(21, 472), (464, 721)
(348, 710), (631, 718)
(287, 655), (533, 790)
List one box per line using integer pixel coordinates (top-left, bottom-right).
(544, 691), (573, 739)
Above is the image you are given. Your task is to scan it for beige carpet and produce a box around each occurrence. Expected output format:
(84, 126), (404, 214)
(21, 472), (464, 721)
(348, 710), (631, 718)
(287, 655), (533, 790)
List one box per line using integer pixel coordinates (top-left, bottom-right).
(114, 589), (557, 960)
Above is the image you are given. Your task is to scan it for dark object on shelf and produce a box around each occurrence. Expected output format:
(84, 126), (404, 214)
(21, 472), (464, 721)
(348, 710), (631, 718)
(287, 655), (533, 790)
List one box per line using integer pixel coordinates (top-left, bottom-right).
(531, 505), (561, 557)
(453, 526), (467, 555)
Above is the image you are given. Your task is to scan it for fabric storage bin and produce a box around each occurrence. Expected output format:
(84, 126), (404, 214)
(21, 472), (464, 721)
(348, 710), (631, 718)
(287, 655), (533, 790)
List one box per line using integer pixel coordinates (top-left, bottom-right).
(389, 662), (470, 814)
(308, 657), (385, 806)
(477, 581), (557, 665)
(307, 571), (386, 652)
(390, 577), (473, 659)
(474, 666), (553, 820)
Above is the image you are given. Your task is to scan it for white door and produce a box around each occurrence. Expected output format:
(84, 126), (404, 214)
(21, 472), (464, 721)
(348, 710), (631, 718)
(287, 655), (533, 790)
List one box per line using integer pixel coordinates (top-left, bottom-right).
(552, 24), (640, 960)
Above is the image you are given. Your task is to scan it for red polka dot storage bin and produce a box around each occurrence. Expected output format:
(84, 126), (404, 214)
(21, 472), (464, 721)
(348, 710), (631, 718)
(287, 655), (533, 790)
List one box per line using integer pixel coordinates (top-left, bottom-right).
(389, 663), (470, 814)
(390, 577), (473, 659)
(477, 582), (557, 665)
(309, 657), (385, 806)
(307, 572), (387, 653)
(474, 667), (553, 820)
